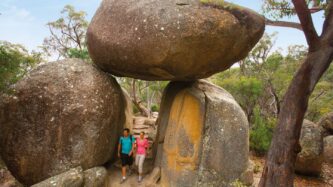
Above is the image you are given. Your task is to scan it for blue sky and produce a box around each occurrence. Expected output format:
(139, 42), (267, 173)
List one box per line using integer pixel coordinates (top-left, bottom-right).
(0, 0), (325, 54)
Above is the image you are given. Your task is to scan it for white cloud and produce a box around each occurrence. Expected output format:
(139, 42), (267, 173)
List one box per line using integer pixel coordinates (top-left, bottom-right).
(1, 5), (35, 21)
(0, 4), (44, 51)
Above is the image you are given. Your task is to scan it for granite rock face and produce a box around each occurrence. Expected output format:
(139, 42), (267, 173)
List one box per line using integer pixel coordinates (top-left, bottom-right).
(87, 0), (265, 80)
(295, 120), (324, 176)
(154, 80), (251, 186)
(83, 167), (108, 187)
(323, 136), (333, 165)
(31, 167), (84, 187)
(319, 112), (333, 135)
(0, 59), (125, 185)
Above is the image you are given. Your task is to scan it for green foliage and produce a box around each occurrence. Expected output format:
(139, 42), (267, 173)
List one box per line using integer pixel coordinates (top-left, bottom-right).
(66, 48), (91, 62)
(253, 164), (261, 174)
(0, 41), (41, 92)
(118, 77), (168, 115)
(231, 179), (247, 187)
(212, 31), (333, 154)
(200, 0), (225, 6)
(151, 104), (159, 112)
(42, 5), (89, 59)
(250, 108), (275, 154)
(213, 74), (263, 120)
(133, 104), (140, 114)
(262, 0), (330, 19)
(200, 0), (243, 11)
(211, 32), (333, 154)
(307, 64), (333, 121)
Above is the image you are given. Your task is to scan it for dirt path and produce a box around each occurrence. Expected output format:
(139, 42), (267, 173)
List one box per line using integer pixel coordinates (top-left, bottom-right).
(105, 158), (157, 187)
(105, 155), (332, 187)
(105, 166), (150, 187)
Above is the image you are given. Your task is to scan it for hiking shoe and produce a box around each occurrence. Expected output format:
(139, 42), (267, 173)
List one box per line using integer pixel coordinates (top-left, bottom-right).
(120, 178), (126, 184)
(138, 176), (143, 183)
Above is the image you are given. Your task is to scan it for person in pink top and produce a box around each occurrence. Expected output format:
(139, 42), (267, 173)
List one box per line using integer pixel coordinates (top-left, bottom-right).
(135, 131), (149, 183)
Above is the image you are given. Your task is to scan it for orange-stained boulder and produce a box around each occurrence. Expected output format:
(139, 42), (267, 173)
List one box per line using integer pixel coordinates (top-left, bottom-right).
(154, 80), (251, 186)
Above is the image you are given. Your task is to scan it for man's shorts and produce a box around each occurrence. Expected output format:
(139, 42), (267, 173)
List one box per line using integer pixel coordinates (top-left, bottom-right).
(121, 153), (133, 166)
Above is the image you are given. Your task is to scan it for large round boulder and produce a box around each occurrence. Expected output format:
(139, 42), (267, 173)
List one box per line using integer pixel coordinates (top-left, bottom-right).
(154, 80), (251, 186)
(87, 0), (265, 81)
(295, 120), (324, 176)
(0, 59), (125, 185)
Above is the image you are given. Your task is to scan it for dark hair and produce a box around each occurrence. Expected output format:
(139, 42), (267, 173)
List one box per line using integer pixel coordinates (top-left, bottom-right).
(140, 131), (145, 135)
(123, 128), (130, 133)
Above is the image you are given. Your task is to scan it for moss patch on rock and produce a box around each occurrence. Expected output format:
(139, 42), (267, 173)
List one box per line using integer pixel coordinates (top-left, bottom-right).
(200, 0), (244, 11)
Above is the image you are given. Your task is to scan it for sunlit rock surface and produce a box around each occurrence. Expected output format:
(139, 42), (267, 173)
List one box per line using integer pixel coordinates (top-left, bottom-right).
(0, 59), (125, 185)
(154, 80), (251, 186)
(87, 0), (265, 80)
(295, 120), (324, 176)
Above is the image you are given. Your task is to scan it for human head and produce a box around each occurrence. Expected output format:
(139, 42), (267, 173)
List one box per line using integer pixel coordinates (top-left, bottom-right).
(140, 131), (145, 139)
(123, 128), (130, 137)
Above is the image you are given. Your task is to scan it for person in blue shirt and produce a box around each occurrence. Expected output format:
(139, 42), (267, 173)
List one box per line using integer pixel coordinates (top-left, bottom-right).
(118, 128), (135, 183)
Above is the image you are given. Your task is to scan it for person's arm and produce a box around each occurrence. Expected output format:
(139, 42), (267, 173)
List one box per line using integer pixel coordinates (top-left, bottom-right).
(118, 138), (121, 157)
(146, 139), (149, 151)
(129, 137), (135, 156)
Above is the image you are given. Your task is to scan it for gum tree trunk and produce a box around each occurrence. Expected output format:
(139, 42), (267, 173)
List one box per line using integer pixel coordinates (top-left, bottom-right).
(260, 1), (333, 185)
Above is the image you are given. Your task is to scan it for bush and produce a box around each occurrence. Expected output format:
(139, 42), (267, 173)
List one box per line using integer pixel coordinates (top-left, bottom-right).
(150, 104), (159, 112)
(253, 164), (261, 174)
(231, 179), (247, 187)
(250, 108), (275, 155)
(132, 105), (139, 114)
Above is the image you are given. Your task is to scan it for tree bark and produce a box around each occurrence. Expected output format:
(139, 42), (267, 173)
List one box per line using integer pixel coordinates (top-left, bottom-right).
(131, 79), (150, 117)
(292, 0), (320, 50)
(265, 18), (303, 31)
(259, 45), (333, 186)
(259, 1), (333, 185)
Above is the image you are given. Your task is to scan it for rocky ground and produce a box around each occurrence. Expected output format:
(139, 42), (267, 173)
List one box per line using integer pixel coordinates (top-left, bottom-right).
(104, 116), (158, 187)
(106, 164), (154, 187)
(105, 155), (333, 187)
(106, 115), (333, 187)
(252, 155), (333, 187)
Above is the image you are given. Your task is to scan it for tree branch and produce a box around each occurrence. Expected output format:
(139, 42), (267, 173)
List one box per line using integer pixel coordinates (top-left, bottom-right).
(321, 0), (333, 44)
(310, 90), (326, 104)
(292, 0), (320, 50)
(269, 6), (323, 14)
(309, 6), (324, 13)
(265, 18), (303, 31)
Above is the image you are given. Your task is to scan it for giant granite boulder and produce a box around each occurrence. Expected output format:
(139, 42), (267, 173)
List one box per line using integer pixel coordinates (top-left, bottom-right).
(31, 166), (108, 187)
(31, 167), (84, 187)
(87, 0), (265, 80)
(153, 80), (251, 186)
(295, 120), (324, 176)
(0, 59), (125, 185)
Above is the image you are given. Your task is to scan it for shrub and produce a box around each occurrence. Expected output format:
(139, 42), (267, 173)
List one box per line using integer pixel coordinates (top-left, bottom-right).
(151, 104), (159, 112)
(250, 108), (275, 155)
(231, 179), (247, 187)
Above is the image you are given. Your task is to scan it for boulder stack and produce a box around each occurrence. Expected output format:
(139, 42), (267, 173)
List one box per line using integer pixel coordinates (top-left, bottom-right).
(87, 0), (265, 80)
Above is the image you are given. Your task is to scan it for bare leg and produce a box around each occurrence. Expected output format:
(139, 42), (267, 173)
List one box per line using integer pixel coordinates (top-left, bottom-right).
(122, 166), (126, 177)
